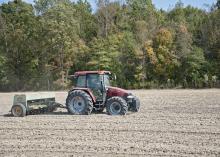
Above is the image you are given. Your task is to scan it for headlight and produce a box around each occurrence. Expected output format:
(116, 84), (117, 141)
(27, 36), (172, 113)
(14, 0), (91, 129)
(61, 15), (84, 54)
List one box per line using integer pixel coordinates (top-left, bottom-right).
(127, 95), (134, 103)
(127, 95), (134, 99)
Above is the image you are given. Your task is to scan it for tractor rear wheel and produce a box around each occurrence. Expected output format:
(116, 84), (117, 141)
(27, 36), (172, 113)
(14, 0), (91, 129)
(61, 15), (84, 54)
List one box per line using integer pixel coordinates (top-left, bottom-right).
(11, 103), (26, 117)
(66, 90), (93, 115)
(106, 97), (128, 115)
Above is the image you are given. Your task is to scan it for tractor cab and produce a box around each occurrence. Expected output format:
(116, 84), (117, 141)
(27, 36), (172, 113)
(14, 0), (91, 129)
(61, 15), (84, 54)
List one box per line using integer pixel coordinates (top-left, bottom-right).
(75, 71), (110, 89)
(66, 71), (140, 115)
(74, 71), (111, 102)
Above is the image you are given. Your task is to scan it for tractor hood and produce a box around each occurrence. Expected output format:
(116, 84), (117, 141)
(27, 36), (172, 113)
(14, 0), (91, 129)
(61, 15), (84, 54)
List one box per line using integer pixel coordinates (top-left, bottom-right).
(107, 86), (129, 97)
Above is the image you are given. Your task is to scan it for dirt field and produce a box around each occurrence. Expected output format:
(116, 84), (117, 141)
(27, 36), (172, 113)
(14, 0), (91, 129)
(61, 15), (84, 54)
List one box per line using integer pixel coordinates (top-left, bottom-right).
(0, 90), (220, 157)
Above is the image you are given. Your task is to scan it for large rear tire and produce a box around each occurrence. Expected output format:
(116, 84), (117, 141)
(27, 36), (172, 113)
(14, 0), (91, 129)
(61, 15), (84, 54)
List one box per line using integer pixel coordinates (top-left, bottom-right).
(66, 90), (93, 115)
(106, 97), (128, 115)
(11, 103), (26, 117)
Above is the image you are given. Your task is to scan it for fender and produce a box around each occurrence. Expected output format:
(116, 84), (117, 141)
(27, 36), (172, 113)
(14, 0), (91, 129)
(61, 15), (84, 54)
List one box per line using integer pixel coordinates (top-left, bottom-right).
(68, 88), (96, 103)
(107, 86), (129, 98)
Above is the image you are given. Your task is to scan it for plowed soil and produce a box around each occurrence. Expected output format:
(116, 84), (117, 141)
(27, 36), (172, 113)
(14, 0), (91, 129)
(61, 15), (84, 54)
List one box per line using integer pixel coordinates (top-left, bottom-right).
(0, 90), (220, 157)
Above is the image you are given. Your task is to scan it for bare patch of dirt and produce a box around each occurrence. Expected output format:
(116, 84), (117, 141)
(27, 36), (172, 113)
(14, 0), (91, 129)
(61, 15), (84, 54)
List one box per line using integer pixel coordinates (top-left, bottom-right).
(0, 90), (220, 156)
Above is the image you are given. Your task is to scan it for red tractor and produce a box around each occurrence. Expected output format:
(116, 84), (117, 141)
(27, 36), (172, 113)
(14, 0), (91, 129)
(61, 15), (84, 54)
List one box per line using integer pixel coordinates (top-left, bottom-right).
(66, 71), (140, 115)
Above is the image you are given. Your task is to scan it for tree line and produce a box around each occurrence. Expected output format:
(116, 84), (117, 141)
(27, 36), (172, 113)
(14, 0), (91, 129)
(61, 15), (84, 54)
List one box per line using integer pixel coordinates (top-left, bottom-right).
(0, 0), (219, 91)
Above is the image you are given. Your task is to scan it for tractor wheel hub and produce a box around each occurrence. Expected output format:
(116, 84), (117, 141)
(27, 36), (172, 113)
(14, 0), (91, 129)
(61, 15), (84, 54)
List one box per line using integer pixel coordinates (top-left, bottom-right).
(71, 96), (86, 113)
(110, 102), (121, 115)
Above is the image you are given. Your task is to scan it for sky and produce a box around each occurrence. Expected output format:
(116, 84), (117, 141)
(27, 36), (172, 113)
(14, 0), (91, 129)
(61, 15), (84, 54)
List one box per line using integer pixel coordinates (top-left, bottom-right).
(0, 0), (217, 11)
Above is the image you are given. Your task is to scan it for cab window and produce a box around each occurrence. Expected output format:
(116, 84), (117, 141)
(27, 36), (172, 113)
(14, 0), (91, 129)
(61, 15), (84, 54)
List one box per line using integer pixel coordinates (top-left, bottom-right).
(76, 75), (86, 87)
(87, 74), (101, 89)
(104, 74), (110, 86)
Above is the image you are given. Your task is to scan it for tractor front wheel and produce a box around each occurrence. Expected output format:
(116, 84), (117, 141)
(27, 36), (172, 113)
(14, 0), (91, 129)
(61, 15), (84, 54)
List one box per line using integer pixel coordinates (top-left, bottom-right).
(129, 96), (140, 112)
(106, 97), (128, 115)
(66, 90), (93, 115)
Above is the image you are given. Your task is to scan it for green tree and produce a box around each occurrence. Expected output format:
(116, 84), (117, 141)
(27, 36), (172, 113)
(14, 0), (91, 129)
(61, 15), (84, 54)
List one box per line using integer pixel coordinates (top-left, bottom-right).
(96, 1), (122, 37)
(175, 24), (192, 59)
(215, 0), (220, 10)
(35, 0), (80, 89)
(0, 0), (43, 90)
(167, 0), (185, 24)
(201, 3), (220, 80)
(179, 46), (206, 88)
(126, 0), (158, 87)
(126, 0), (154, 20)
(74, 0), (97, 41)
(86, 32), (138, 88)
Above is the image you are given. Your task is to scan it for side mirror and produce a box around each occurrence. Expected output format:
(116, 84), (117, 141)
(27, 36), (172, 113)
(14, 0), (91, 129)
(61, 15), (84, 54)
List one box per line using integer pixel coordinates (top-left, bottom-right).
(110, 74), (117, 81)
(114, 74), (117, 80)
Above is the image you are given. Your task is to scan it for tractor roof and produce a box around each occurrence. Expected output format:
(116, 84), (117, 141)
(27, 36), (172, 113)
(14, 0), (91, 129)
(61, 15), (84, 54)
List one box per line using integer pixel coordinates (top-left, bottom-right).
(74, 71), (111, 76)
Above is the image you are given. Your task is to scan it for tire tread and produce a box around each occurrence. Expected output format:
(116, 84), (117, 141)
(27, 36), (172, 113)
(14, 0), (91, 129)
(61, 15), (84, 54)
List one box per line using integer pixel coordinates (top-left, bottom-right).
(106, 97), (128, 115)
(66, 90), (93, 115)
